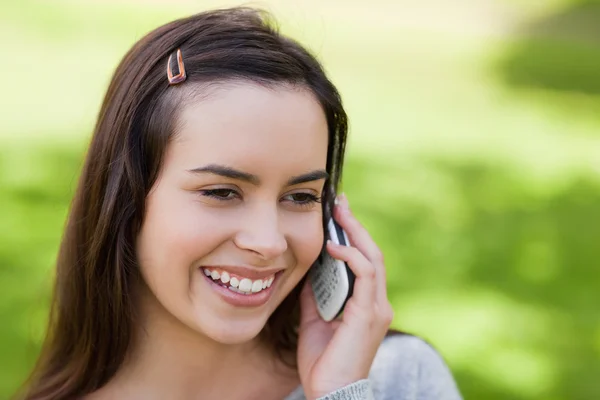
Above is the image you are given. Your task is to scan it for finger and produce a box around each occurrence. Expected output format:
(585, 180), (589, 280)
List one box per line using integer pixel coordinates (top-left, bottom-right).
(330, 319), (343, 331)
(334, 194), (384, 266)
(375, 265), (389, 307)
(371, 244), (388, 306)
(326, 240), (375, 309)
(335, 194), (389, 306)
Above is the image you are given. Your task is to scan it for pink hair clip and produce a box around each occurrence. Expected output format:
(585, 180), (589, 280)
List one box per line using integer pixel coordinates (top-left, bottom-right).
(167, 48), (187, 85)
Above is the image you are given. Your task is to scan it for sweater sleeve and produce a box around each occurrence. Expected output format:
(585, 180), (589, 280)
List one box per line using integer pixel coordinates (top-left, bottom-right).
(415, 340), (462, 400)
(290, 335), (462, 400)
(316, 380), (375, 400)
(365, 334), (462, 400)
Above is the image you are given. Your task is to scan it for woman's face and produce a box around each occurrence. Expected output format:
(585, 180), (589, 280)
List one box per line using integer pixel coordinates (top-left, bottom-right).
(136, 82), (329, 344)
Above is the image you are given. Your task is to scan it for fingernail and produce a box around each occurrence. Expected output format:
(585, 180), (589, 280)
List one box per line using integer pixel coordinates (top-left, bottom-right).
(340, 193), (349, 209)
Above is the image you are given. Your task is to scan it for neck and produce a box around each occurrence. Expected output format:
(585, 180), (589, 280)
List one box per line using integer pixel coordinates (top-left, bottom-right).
(96, 286), (298, 400)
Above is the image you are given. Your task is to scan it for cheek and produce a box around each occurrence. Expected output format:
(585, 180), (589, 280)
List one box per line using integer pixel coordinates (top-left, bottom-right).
(286, 213), (325, 274)
(136, 189), (228, 289)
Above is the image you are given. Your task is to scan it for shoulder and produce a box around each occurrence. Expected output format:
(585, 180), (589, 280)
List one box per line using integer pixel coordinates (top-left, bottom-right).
(368, 332), (462, 400)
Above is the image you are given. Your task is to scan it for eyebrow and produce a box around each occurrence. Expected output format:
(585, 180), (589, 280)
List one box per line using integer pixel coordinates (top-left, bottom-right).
(187, 164), (329, 186)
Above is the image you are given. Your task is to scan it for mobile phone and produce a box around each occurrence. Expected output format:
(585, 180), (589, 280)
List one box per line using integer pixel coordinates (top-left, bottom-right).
(309, 217), (355, 321)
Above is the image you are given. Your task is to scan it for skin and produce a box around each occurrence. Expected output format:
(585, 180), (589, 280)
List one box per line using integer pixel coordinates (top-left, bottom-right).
(89, 82), (393, 400)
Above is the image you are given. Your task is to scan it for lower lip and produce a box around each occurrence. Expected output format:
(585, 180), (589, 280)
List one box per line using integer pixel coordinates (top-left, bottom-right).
(202, 271), (281, 307)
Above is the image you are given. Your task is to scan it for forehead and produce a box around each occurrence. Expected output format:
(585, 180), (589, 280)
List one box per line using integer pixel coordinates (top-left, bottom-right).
(167, 82), (329, 175)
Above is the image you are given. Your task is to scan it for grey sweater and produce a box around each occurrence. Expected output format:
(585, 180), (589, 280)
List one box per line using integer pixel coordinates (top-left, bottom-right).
(284, 334), (462, 400)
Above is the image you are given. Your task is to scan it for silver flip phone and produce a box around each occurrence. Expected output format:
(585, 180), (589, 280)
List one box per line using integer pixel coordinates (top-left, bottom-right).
(309, 218), (355, 321)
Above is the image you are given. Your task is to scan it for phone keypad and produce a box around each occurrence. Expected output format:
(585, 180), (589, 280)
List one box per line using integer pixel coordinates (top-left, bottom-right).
(312, 254), (341, 310)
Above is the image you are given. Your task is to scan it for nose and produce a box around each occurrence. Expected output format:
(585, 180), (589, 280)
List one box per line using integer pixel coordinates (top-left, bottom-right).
(233, 204), (288, 260)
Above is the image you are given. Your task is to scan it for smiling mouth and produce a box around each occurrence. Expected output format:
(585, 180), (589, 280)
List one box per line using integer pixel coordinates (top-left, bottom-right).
(202, 267), (276, 295)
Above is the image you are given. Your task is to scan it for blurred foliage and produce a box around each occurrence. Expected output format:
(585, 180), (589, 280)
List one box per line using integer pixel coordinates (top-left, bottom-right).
(499, 0), (600, 95)
(1, 1), (599, 399)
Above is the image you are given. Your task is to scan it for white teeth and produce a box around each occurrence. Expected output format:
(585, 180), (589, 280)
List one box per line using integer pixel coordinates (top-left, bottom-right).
(251, 280), (263, 293)
(203, 268), (276, 294)
(220, 271), (230, 284)
(239, 278), (253, 293)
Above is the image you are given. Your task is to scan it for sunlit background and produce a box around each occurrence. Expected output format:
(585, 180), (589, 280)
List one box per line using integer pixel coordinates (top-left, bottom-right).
(1, 0), (599, 399)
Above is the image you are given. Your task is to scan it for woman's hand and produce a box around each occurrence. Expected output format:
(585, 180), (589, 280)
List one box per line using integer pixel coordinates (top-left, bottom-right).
(297, 194), (394, 400)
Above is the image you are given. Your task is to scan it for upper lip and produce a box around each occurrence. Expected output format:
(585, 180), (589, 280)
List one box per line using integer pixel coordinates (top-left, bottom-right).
(201, 265), (284, 280)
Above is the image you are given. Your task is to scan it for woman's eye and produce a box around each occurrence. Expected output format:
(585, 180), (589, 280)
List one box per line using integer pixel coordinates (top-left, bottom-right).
(284, 192), (321, 207)
(199, 188), (239, 201)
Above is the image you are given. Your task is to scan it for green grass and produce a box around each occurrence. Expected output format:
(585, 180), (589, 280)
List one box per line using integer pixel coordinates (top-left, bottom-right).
(1, 1), (599, 399)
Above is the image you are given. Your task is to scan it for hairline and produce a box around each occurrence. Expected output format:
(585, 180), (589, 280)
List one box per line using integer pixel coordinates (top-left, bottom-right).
(164, 78), (320, 143)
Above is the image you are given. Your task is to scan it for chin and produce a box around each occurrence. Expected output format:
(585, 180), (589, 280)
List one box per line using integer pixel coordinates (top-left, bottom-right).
(197, 315), (269, 345)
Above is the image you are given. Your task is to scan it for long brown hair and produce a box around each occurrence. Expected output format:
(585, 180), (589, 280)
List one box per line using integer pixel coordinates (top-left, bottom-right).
(19, 7), (348, 400)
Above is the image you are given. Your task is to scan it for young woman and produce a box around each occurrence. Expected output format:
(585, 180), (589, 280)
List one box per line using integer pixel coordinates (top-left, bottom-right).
(19, 7), (462, 400)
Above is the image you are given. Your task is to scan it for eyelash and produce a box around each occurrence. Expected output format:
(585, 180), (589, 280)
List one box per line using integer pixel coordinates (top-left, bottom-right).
(199, 189), (322, 209)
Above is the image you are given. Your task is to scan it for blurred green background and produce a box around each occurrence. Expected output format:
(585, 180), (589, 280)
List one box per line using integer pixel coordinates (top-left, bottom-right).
(1, 0), (598, 399)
